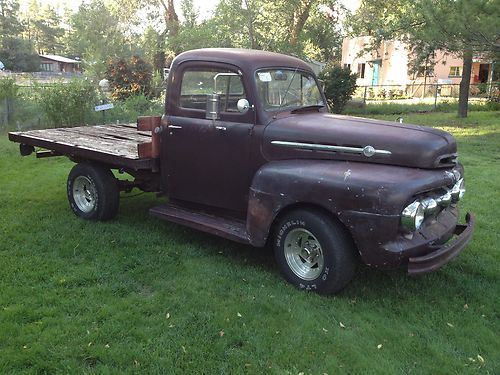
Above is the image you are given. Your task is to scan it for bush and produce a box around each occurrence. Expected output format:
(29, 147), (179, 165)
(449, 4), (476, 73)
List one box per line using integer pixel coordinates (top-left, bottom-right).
(0, 78), (19, 100)
(0, 78), (20, 128)
(319, 65), (357, 113)
(36, 80), (98, 127)
(104, 94), (164, 123)
(106, 56), (153, 101)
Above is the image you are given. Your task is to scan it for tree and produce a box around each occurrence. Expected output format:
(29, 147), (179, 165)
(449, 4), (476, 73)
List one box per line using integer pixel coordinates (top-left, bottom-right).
(0, 0), (40, 72)
(25, 2), (65, 54)
(350, 0), (500, 117)
(110, 0), (180, 52)
(64, 0), (133, 79)
(0, 0), (23, 38)
(0, 37), (39, 71)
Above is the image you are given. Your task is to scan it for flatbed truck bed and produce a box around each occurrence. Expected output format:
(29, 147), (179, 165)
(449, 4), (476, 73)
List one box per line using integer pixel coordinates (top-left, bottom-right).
(8, 123), (156, 170)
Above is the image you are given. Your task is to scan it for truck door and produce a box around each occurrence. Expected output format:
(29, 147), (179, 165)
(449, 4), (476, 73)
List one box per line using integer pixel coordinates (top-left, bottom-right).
(163, 63), (254, 212)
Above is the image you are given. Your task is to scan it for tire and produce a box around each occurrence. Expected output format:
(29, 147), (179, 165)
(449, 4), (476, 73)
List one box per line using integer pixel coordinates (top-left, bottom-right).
(67, 163), (119, 221)
(273, 209), (357, 294)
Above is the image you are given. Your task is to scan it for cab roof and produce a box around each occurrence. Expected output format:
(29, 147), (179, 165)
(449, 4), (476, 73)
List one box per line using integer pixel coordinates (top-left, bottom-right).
(171, 48), (313, 74)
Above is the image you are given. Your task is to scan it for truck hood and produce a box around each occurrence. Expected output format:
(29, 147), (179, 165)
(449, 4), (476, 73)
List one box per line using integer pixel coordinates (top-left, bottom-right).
(262, 113), (457, 169)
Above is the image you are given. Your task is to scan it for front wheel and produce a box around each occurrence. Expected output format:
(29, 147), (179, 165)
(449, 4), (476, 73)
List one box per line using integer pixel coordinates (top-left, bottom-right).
(67, 163), (119, 221)
(273, 209), (357, 294)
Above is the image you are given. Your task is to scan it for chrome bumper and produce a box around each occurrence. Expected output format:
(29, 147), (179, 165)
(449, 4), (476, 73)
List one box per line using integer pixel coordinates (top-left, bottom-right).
(408, 213), (475, 275)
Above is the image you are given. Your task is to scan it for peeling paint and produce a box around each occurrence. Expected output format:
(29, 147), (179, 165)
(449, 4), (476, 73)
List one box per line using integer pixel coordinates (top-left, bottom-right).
(343, 169), (352, 181)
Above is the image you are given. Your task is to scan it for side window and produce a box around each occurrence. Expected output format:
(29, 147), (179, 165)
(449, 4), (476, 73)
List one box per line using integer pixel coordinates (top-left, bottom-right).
(180, 69), (246, 112)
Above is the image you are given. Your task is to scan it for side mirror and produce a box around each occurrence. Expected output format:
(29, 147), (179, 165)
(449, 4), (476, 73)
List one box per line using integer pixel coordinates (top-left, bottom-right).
(237, 98), (250, 113)
(206, 93), (220, 120)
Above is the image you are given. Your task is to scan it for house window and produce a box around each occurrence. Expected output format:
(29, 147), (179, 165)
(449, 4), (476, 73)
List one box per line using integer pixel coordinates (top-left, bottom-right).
(40, 63), (54, 72)
(449, 66), (461, 77)
(343, 63), (351, 70)
(357, 63), (365, 78)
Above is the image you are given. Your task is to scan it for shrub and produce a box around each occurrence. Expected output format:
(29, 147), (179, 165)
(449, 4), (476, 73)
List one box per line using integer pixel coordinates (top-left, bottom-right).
(36, 80), (98, 127)
(106, 56), (153, 100)
(0, 78), (20, 127)
(319, 65), (357, 113)
(103, 94), (164, 123)
(0, 78), (19, 100)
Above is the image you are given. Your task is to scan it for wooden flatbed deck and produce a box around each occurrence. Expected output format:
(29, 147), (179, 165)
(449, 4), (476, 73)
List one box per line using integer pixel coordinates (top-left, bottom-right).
(8, 124), (155, 170)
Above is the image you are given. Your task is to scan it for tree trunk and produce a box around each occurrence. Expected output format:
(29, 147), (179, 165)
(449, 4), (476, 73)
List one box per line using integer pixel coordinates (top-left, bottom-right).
(289, 0), (314, 47)
(458, 48), (473, 118)
(243, 0), (256, 49)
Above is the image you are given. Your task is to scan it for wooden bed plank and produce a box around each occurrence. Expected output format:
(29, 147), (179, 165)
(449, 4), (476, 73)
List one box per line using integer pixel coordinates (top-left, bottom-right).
(9, 124), (153, 160)
(56, 127), (151, 144)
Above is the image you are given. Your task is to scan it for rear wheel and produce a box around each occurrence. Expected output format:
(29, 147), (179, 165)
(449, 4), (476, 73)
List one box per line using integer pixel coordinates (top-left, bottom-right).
(67, 163), (119, 220)
(273, 209), (357, 294)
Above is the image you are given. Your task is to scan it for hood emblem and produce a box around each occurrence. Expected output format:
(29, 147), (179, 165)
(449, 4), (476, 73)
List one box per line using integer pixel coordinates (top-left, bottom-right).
(363, 146), (376, 157)
(271, 141), (392, 157)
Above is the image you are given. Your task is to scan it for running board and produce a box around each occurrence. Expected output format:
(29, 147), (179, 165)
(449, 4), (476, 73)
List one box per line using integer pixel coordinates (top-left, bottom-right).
(150, 204), (250, 244)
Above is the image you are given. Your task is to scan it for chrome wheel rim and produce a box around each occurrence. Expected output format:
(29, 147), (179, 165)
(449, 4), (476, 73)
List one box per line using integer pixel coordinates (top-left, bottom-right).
(283, 228), (324, 281)
(72, 176), (97, 213)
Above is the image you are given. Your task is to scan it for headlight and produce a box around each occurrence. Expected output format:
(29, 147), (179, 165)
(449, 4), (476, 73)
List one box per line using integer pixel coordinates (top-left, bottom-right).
(451, 178), (465, 201)
(401, 201), (425, 231)
(435, 190), (452, 207)
(421, 197), (438, 215)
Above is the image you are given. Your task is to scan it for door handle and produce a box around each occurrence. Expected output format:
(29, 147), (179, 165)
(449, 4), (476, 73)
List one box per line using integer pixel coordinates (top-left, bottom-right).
(215, 126), (227, 131)
(169, 125), (182, 129)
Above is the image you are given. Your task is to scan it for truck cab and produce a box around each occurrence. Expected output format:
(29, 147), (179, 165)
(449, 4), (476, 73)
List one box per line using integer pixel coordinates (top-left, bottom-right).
(9, 48), (474, 294)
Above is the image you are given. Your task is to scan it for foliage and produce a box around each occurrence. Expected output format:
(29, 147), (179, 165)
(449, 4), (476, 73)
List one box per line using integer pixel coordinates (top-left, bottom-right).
(0, 77), (18, 100)
(0, 0), (23, 37)
(0, 37), (40, 71)
(106, 56), (153, 100)
(25, 2), (65, 55)
(0, 0), (39, 72)
(320, 65), (357, 113)
(350, 0), (500, 117)
(344, 100), (500, 116)
(64, 0), (133, 79)
(141, 27), (167, 73)
(0, 111), (499, 373)
(36, 80), (98, 127)
(105, 93), (164, 123)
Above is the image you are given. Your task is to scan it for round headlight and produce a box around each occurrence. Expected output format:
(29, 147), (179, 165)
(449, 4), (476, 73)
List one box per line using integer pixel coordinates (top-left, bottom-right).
(458, 179), (465, 200)
(450, 178), (464, 202)
(421, 197), (438, 215)
(401, 201), (425, 231)
(436, 190), (452, 207)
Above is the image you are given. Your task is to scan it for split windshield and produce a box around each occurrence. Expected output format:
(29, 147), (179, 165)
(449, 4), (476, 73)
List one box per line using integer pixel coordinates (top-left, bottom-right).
(255, 69), (324, 112)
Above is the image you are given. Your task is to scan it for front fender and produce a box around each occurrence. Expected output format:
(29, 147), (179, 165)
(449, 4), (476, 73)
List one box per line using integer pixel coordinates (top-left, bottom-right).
(245, 159), (460, 247)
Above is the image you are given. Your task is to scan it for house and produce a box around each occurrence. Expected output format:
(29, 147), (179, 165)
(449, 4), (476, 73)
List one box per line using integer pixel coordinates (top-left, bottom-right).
(341, 36), (496, 89)
(39, 54), (81, 74)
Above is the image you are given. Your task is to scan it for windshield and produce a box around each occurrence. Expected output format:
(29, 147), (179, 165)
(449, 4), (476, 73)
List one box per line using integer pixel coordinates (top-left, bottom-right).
(255, 69), (324, 111)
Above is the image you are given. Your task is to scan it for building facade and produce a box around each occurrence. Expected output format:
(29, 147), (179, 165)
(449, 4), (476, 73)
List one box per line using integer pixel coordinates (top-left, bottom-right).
(39, 55), (81, 74)
(341, 37), (495, 88)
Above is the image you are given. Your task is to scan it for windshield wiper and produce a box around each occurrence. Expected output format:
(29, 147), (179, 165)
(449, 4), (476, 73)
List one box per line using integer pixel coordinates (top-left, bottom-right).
(290, 104), (325, 113)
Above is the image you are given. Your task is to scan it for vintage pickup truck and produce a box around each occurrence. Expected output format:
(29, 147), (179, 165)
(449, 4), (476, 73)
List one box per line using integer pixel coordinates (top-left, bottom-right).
(8, 48), (474, 294)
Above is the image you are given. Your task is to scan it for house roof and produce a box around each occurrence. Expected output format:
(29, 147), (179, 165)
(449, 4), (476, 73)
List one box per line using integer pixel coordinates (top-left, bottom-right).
(40, 54), (80, 64)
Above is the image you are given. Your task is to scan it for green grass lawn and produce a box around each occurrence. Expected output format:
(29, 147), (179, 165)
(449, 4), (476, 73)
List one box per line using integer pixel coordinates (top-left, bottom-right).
(1, 111), (499, 374)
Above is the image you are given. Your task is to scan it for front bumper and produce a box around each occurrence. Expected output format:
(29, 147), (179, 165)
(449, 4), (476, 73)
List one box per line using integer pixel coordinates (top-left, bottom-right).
(407, 212), (475, 275)
(341, 206), (474, 272)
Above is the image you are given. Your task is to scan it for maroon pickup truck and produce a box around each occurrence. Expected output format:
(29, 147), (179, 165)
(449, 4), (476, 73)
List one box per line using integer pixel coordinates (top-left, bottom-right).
(8, 48), (474, 294)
